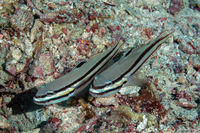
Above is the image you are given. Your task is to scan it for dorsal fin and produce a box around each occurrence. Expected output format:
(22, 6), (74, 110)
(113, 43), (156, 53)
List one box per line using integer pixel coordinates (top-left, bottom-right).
(117, 48), (134, 64)
(123, 48), (133, 57)
(74, 60), (87, 68)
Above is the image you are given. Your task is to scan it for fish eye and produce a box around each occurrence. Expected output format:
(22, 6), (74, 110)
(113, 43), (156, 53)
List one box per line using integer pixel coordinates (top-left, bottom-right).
(47, 90), (54, 95)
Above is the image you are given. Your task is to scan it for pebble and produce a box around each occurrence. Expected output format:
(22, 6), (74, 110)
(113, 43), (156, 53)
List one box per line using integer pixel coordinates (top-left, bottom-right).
(119, 86), (141, 95)
(189, 55), (200, 69)
(39, 54), (55, 75)
(82, 32), (90, 38)
(151, 59), (161, 69)
(34, 79), (46, 87)
(92, 35), (101, 45)
(10, 9), (34, 31)
(30, 19), (43, 43)
(0, 70), (13, 82)
(11, 47), (22, 61)
(178, 98), (197, 108)
(186, 64), (196, 75)
(169, 0), (184, 15)
(24, 42), (34, 58)
(52, 38), (62, 45)
(16, 63), (26, 73)
(94, 96), (119, 108)
(96, 44), (105, 51)
(194, 72), (200, 82)
(13, 37), (25, 51)
(138, 0), (162, 6)
(179, 42), (195, 55)
(22, 128), (40, 133)
(176, 74), (187, 84)
(137, 115), (147, 132)
(4, 61), (16, 75)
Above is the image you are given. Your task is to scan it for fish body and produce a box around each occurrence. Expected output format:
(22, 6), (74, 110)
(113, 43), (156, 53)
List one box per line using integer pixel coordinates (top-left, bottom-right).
(33, 35), (123, 105)
(89, 31), (174, 97)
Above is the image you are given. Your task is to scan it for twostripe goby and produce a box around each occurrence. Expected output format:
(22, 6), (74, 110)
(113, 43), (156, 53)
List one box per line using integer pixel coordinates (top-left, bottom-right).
(33, 35), (124, 105)
(89, 31), (174, 97)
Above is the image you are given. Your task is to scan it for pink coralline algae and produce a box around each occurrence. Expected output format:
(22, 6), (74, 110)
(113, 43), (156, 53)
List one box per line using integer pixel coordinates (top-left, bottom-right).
(41, 117), (61, 132)
(39, 12), (68, 23)
(171, 89), (192, 101)
(178, 98), (197, 108)
(4, 61), (16, 76)
(117, 87), (167, 121)
(171, 88), (197, 108)
(75, 116), (98, 133)
(30, 54), (55, 78)
(34, 66), (43, 77)
(169, 0), (184, 15)
(179, 42), (196, 55)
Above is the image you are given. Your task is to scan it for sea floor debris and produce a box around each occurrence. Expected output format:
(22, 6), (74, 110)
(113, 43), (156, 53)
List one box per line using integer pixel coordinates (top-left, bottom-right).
(0, 0), (200, 132)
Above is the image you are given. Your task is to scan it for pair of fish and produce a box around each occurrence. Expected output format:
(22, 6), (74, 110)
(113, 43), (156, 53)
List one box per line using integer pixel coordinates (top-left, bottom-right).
(33, 31), (174, 105)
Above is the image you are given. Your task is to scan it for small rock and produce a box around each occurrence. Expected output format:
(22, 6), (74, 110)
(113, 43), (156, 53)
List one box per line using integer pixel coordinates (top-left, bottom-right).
(51, 24), (64, 36)
(96, 44), (105, 51)
(0, 68), (13, 81)
(33, 66), (43, 77)
(24, 42), (34, 58)
(137, 115), (147, 132)
(176, 74), (186, 84)
(16, 62), (26, 73)
(13, 37), (25, 51)
(34, 79), (46, 87)
(186, 64), (196, 75)
(151, 59), (161, 69)
(82, 32), (90, 38)
(179, 42), (195, 55)
(94, 96), (118, 108)
(52, 38), (62, 45)
(11, 48), (22, 61)
(194, 72), (200, 82)
(137, 0), (162, 6)
(0, 15), (10, 28)
(4, 61), (17, 76)
(39, 54), (55, 75)
(119, 86), (141, 95)
(10, 9), (34, 31)
(22, 128), (40, 133)
(178, 98), (197, 108)
(92, 35), (101, 45)
(189, 55), (200, 70)
(30, 19), (43, 43)
(169, 0), (184, 15)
